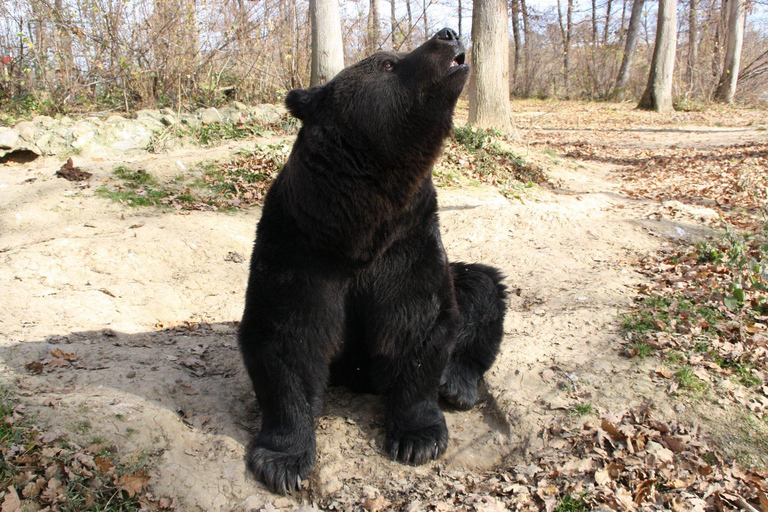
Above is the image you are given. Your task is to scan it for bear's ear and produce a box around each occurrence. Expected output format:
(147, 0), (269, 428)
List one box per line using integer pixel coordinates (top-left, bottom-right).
(285, 86), (324, 121)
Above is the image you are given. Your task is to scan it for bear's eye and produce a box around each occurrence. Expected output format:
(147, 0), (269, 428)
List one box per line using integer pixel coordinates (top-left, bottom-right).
(383, 61), (394, 72)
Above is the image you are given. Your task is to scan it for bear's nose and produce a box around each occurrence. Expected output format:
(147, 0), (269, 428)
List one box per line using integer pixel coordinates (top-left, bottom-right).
(436, 28), (459, 41)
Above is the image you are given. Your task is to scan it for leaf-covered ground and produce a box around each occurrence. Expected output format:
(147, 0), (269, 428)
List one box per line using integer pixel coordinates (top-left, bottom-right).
(2, 100), (768, 511)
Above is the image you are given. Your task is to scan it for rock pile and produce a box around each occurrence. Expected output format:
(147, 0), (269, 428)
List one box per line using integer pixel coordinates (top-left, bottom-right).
(0, 103), (286, 160)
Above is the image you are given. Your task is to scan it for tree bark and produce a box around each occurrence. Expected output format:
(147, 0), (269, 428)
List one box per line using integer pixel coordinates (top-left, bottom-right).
(714, 0), (745, 102)
(687, 0), (698, 87)
(423, 0), (429, 42)
(520, 0), (530, 94)
(592, 0), (598, 46)
(604, 0), (614, 44)
(469, 0), (512, 132)
(391, 0), (398, 48)
(406, 0), (413, 49)
(712, 0), (727, 81)
(310, 0), (345, 86)
(510, 0), (522, 85)
(458, 0), (463, 40)
(637, 0), (677, 112)
(613, 0), (645, 97)
(369, 0), (381, 53)
(556, 0), (573, 94)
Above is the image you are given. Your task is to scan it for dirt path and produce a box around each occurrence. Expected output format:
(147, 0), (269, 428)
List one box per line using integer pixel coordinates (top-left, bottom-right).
(0, 123), (763, 511)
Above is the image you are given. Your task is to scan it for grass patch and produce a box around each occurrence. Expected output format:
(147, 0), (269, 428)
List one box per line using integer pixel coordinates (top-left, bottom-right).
(0, 387), (169, 510)
(572, 403), (593, 416)
(555, 493), (590, 512)
(433, 125), (548, 197)
(675, 366), (709, 394)
(97, 141), (291, 211)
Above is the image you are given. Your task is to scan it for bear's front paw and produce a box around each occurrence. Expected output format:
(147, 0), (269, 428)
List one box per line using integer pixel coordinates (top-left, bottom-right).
(247, 442), (315, 495)
(386, 417), (449, 465)
(439, 367), (479, 410)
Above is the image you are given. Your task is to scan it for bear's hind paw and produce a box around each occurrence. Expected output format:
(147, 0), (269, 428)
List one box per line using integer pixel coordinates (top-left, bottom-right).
(247, 444), (314, 495)
(439, 368), (479, 410)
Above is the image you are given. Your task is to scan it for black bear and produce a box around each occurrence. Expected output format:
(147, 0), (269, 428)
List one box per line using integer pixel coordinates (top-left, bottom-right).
(238, 28), (507, 495)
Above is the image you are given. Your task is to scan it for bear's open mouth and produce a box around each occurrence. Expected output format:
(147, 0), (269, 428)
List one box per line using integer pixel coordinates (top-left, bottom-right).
(447, 52), (467, 77)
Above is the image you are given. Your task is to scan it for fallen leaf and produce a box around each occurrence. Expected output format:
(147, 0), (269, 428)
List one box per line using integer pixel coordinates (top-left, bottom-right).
(119, 471), (150, 497)
(1, 486), (21, 512)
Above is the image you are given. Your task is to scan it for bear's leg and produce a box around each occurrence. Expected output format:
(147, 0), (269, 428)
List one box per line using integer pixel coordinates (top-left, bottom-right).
(239, 270), (345, 494)
(439, 262), (507, 410)
(359, 236), (460, 465)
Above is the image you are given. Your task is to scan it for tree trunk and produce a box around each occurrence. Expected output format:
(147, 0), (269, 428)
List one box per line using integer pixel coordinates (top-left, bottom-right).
(469, 0), (512, 132)
(510, 0), (522, 85)
(687, 0), (698, 87)
(637, 0), (677, 112)
(458, 0), (463, 40)
(391, 0), (398, 48)
(604, 0), (614, 44)
(520, 0), (530, 94)
(712, 0), (727, 82)
(592, 0), (598, 46)
(310, 0), (345, 86)
(714, 0), (745, 102)
(406, 0), (413, 49)
(369, 0), (381, 53)
(613, 0), (645, 97)
(423, 0), (429, 42)
(556, 0), (573, 94)
(620, 0), (627, 37)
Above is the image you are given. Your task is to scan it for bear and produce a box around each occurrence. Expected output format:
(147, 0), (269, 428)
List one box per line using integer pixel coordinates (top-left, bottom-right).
(238, 27), (508, 495)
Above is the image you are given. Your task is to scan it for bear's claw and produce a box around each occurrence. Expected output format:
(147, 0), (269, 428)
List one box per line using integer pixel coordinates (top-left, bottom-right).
(386, 421), (449, 465)
(247, 444), (313, 495)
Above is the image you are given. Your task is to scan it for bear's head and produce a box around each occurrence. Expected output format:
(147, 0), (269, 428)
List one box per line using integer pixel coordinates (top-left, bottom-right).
(285, 28), (468, 167)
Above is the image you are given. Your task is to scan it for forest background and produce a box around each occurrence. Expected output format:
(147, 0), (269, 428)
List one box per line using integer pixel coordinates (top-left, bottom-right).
(0, 0), (766, 119)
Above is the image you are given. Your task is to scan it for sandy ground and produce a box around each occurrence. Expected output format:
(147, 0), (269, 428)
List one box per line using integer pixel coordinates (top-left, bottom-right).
(0, 122), (765, 511)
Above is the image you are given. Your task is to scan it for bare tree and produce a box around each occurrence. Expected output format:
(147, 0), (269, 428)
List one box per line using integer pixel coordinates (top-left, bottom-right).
(687, 0), (699, 87)
(637, 0), (678, 112)
(714, 0), (746, 102)
(556, 0), (574, 94)
(458, 0), (463, 40)
(520, 0), (531, 94)
(604, 0), (614, 44)
(510, 0), (523, 84)
(612, 0), (646, 97)
(469, 0), (512, 131)
(310, 0), (345, 86)
(369, 0), (381, 53)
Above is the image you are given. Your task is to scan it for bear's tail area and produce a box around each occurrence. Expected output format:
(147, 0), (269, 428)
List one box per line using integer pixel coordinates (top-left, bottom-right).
(441, 262), (508, 409)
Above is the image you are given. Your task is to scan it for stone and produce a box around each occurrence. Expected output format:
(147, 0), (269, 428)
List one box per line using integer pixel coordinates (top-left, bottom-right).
(181, 116), (202, 129)
(105, 122), (154, 152)
(106, 115), (127, 124)
(59, 116), (73, 126)
(14, 121), (38, 142)
(0, 129), (18, 149)
(160, 113), (177, 126)
(232, 101), (248, 111)
(71, 121), (97, 139)
(249, 104), (286, 125)
(200, 107), (223, 125)
(33, 115), (56, 129)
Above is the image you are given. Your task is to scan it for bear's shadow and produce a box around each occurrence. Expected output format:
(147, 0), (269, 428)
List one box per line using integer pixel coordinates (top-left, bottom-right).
(0, 323), (512, 478)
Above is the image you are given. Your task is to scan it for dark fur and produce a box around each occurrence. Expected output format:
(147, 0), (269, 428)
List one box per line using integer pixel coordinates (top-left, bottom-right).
(238, 28), (507, 495)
